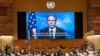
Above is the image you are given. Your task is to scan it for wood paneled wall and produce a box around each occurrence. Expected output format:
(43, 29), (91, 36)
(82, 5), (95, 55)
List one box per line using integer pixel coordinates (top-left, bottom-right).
(88, 0), (100, 34)
(0, 0), (13, 35)
(14, 39), (83, 50)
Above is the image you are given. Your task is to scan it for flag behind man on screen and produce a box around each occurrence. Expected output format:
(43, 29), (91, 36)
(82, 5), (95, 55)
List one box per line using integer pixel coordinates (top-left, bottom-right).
(27, 12), (37, 39)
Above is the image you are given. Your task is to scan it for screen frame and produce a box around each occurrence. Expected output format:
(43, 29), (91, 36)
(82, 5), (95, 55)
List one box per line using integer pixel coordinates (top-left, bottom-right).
(17, 11), (83, 39)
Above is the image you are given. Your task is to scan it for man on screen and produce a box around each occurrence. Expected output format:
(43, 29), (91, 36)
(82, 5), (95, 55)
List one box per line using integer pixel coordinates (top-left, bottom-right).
(39, 14), (66, 39)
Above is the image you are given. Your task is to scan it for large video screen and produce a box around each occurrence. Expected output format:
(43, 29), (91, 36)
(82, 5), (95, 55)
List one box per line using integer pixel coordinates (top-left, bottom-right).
(17, 12), (83, 39)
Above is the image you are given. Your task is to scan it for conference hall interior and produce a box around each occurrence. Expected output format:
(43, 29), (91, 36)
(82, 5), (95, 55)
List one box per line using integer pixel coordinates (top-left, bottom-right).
(0, 0), (100, 56)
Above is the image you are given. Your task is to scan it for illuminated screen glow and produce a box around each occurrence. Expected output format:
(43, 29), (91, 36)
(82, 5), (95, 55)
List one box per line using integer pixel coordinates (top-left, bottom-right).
(26, 12), (75, 39)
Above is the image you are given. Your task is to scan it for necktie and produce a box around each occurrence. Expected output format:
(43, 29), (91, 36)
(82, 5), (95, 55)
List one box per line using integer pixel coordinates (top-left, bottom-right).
(50, 30), (53, 39)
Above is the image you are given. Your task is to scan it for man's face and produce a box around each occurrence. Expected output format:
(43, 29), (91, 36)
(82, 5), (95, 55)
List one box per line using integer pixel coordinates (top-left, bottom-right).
(47, 16), (56, 29)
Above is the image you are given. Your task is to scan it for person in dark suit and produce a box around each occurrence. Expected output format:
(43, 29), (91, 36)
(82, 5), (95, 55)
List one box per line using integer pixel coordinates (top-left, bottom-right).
(38, 14), (66, 39)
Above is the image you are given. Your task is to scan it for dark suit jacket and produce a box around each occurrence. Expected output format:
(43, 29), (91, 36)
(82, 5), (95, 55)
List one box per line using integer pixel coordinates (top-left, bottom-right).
(38, 27), (66, 39)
